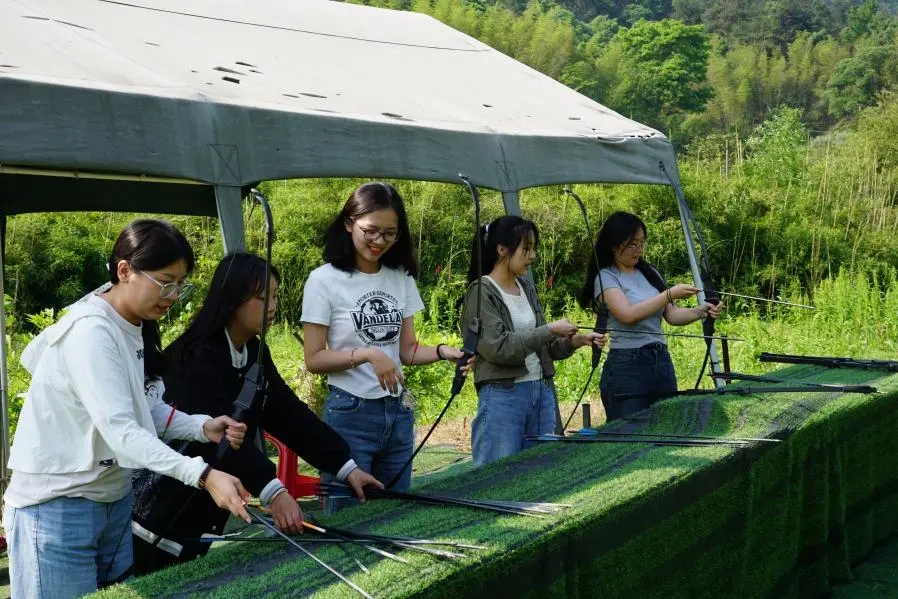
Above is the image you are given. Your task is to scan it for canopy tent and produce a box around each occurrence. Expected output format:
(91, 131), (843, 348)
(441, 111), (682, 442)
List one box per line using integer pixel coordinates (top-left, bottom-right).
(0, 0), (718, 496)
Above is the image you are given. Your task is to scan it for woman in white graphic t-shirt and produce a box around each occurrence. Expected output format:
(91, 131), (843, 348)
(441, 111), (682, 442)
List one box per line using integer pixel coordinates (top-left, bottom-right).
(301, 182), (470, 502)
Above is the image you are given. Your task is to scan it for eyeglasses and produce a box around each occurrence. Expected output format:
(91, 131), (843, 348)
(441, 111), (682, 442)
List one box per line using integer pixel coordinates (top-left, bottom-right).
(624, 239), (647, 251)
(137, 269), (196, 301)
(355, 221), (399, 244)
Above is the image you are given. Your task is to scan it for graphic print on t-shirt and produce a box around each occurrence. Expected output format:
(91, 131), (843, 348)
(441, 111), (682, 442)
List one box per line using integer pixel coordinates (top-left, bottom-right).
(351, 290), (403, 345)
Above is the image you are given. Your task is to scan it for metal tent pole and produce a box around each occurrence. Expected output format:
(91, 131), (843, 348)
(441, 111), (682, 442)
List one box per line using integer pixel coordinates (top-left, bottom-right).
(501, 191), (522, 216)
(668, 172), (724, 388)
(214, 185), (247, 253)
(0, 215), (10, 500)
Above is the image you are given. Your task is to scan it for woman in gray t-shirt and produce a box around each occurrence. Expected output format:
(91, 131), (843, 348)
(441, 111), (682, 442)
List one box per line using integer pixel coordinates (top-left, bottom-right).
(578, 211), (723, 422)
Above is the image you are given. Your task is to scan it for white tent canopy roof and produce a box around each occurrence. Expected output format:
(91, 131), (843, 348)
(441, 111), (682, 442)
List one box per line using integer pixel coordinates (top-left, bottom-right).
(0, 0), (679, 195)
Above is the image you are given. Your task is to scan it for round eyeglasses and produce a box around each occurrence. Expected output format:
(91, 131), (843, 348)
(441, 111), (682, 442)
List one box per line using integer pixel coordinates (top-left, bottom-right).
(137, 269), (196, 301)
(354, 221), (399, 244)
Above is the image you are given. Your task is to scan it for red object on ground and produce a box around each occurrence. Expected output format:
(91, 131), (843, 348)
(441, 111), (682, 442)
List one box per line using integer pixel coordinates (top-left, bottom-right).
(264, 432), (320, 497)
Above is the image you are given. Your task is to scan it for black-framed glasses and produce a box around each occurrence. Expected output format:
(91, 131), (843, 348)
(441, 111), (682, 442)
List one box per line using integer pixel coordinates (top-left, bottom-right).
(354, 221), (399, 244)
(138, 270), (196, 301)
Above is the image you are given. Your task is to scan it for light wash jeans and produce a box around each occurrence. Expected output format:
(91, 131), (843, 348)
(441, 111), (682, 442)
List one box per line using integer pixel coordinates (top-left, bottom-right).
(321, 386), (414, 512)
(472, 379), (556, 467)
(3, 493), (133, 599)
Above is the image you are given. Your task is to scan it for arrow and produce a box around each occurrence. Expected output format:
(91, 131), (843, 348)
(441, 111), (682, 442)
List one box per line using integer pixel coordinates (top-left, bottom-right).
(247, 509), (373, 599)
(575, 326), (743, 342)
(699, 289), (815, 310)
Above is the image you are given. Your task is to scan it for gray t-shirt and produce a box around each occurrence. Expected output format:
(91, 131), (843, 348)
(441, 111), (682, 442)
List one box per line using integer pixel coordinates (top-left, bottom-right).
(596, 267), (666, 349)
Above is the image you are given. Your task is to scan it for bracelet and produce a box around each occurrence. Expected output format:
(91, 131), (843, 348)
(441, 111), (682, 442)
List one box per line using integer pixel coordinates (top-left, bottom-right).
(436, 343), (447, 360)
(269, 487), (289, 506)
(349, 348), (357, 369)
(198, 465), (212, 490)
(666, 288), (673, 304)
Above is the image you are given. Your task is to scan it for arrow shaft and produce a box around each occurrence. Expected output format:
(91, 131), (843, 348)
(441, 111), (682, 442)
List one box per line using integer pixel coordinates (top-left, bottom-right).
(577, 429), (780, 443)
(526, 434), (748, 447)
(248, 511), (373, 599)
(700, 289), (815, 309)
(575, 326), (743, 342)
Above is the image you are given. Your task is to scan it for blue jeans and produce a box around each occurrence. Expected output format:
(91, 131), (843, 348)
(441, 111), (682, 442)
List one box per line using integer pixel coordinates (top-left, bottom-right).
(3, 493), (134, 599)
(321, 386), (414, 511)
(472, 379), (557, 467)
(599, 343), (678, 422)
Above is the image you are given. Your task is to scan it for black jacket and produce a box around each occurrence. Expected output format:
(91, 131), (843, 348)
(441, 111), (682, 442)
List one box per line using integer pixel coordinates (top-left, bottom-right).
(131, 332), (349, 553)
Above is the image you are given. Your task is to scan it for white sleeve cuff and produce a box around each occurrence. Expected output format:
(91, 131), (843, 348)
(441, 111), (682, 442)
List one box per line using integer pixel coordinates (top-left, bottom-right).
(336, 459), (358, 482)
(259, 478), (286, 507)
(186, 458), (209, 488)
(193, 415), (211, 442)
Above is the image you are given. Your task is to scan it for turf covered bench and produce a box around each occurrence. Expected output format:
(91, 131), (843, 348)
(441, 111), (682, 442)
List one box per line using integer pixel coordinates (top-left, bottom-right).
(93, 363), (898, 598)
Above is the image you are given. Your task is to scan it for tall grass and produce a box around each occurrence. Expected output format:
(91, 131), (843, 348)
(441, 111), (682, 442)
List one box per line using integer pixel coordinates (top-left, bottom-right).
(251, 268), (898, 427)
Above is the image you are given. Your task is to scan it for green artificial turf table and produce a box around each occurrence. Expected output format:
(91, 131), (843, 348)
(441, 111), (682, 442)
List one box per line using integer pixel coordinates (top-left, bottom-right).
(93, 364), (898, 598)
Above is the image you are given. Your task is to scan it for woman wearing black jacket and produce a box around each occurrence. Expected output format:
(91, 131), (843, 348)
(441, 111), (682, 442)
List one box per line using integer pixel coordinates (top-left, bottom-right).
(130, 252), (381, 575)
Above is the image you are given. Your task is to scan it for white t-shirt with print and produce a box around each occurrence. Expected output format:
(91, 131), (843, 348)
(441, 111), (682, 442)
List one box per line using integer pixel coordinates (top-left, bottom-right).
(301, 263), (424, 399)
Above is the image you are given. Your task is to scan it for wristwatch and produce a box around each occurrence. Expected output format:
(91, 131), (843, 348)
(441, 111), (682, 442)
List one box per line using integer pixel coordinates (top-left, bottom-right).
(198, 465), (213, 489)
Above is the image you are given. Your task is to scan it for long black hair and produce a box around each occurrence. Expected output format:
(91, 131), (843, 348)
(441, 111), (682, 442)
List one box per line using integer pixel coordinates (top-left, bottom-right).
(322, 182), (418, 277)
(107, 219), (195, 379)
(577, 211), (666, 310)
(465, 215), (540, 283)
(165, 252), (280, 368)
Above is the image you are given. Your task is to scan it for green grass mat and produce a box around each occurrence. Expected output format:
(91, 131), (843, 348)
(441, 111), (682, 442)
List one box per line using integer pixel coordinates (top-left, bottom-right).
(92, 364), (898, 598)
(832, 534), (898, 598)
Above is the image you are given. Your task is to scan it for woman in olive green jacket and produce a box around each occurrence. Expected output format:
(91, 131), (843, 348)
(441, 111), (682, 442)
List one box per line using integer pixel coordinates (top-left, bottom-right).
(460, 215), (604, 466)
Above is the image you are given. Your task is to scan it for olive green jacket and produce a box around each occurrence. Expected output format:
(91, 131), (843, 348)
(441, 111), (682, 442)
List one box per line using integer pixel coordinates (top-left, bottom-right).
(460, 276), (575, 389)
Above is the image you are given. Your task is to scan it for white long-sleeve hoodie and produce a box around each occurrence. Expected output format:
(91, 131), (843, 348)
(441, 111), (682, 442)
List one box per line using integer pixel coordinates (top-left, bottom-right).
(5, 291), (211, 507)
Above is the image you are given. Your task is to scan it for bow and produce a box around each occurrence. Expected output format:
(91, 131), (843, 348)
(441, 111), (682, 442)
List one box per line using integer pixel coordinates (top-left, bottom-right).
(658, 162), (726, 390)
(611, 377), (877, 402)
(290, 473), (565, 517)
(709, 370), (877, 392)
(561, 188), (608, 433)
(695, 243), (723, 389)
(759, 352), (898, 371)
(386, 173), (481, 488)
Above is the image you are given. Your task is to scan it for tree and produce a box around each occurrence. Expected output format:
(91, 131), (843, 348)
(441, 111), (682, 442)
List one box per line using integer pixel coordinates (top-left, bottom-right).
(606, 19), (712, 132)
(672, 0), (708, 24)
(841, 0), (879, 43)
(703, 0), (764, 40)
(826, 44), (898, 117)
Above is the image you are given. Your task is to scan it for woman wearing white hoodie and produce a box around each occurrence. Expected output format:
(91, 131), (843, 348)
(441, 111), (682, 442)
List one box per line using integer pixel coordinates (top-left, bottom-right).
(3, 220), (252, 599)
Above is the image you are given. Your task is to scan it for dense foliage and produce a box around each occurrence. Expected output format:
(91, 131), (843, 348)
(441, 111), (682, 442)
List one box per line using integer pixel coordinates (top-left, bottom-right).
(347, 0), (898, 143)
